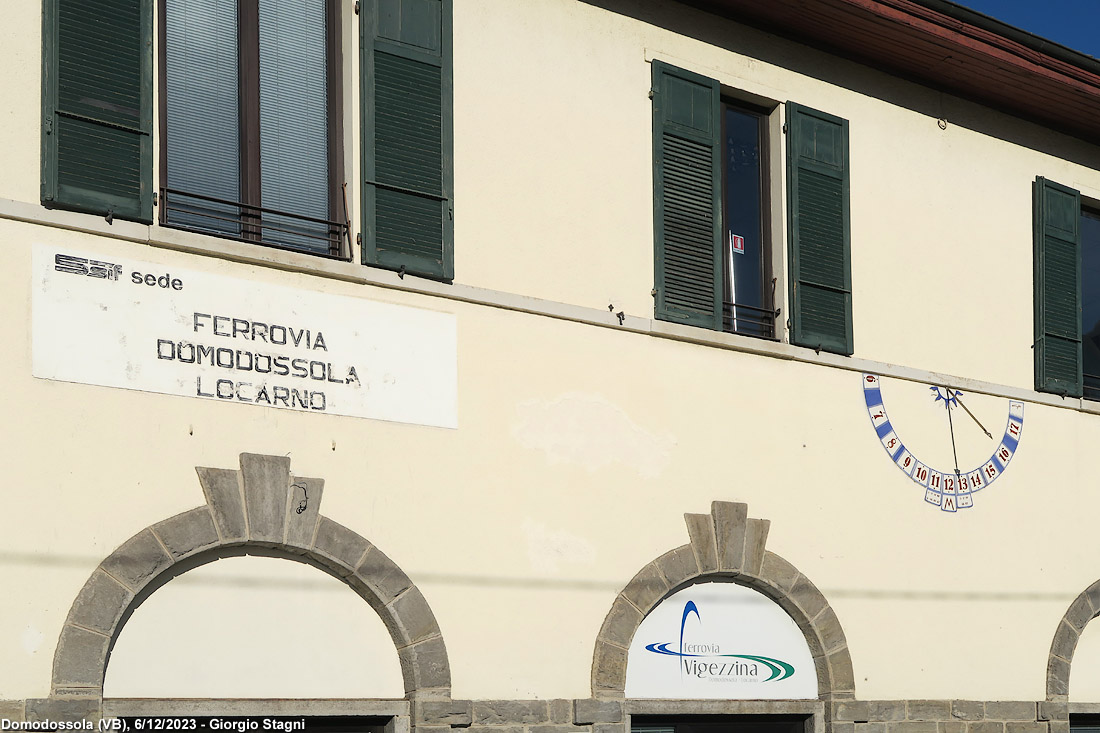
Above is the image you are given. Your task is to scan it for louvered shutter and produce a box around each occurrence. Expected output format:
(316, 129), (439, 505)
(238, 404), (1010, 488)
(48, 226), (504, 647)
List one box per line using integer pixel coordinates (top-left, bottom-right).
(361, 0), (453, 281)
(1034, 176), (1082, 396)
(786, 102), (852, 355)
(652, 60), (722, 330)
(42, 0), (152, 223)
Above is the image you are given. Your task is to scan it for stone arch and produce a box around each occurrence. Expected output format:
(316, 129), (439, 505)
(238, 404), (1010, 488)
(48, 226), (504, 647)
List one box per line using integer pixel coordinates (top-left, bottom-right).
(51, 453), (449, 701)
(590, 501), (855, 700)
(1046, 579), (1100, 700)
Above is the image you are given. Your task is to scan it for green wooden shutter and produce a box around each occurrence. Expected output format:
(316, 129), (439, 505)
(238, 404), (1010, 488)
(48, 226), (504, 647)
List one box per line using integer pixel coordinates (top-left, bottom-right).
(786, 102), (852, 355)
(41, 0), (152, 223)
(652, 60), (722, 330)
(1034, 176), (1082, 396)
(361, 0), (453, 281)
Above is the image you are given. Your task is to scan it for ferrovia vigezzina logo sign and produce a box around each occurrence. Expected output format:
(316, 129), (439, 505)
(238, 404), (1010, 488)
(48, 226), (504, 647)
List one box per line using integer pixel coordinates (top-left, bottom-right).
(644, 600), (795, 682)
(625, 583), (817, 699)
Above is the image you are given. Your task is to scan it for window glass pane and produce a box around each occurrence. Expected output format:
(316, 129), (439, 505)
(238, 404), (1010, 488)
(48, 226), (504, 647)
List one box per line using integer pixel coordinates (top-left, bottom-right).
(258, 0), (330, 252)
(1081, 209), (1100, 397)
(722, 105), (767, 336)
(164, 0), (241, 235)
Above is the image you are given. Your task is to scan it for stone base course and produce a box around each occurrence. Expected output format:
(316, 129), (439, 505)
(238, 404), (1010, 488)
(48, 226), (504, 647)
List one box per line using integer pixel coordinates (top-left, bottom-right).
(0, 697), (1090, 733)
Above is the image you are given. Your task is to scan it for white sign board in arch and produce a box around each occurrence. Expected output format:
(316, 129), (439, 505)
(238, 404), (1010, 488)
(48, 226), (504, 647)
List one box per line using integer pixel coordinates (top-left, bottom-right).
(625, 582), (817, 699)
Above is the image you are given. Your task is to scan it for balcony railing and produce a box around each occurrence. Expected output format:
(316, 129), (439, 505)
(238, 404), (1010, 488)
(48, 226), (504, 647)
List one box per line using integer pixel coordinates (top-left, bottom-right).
(160, 188), (350, 260)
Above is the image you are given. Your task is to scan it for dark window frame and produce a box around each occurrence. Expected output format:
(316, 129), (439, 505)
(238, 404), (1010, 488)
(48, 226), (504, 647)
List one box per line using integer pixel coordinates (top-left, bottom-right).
(633, 714), (814, 733)
(720, 97), (775, 340)
(156, 0), (348, 259)
(1080, 204), (1100, 400)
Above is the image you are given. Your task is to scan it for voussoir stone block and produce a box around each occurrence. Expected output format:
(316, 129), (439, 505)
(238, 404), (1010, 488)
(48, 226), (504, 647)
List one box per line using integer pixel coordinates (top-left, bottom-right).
(284, 476), (324, 550)
(986, 703), (1036, 722)
(743, 518), (770, 575)
(574, 699), (622, 725)
(655, 545), (700, 588)
(196, 466), (246, 541)
(1048, 655), (1070, 696)
(620, 563), (669, 615)
(472, 700), (550, 725)
(312, 516), (371, 576)
(68, 570), (132, 635)
(789, 574), (828, 621)
(593, 641), (628, 691)
(760, 551), (801, 594)
(908, 701), (951, 721)
(239, 453), (291, 543)
(390, 586), (441, 646)
(53, 624), (110, 688)
(408, 635), (450, 691)
(952, 702), (984, 721)
(357, 545), (414, 603)
(712, 501), (748, 571)
(1064, 597), (1097, 633)
(100, 529), (173, 591)
(826, 646), (856, 695)
(1084, 581), (1100, 614)
(152, 507), (219, 560)
(1050, 622), (1079, 662)
(814, 652), (831, 693)
(815, 605), (846, 655)
(600, 597), (643, 648)
(685, 513), (719, 572)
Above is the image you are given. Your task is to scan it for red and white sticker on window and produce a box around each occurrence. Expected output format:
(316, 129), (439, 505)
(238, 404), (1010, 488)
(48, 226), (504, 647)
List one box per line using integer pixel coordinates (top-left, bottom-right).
(731, 234), (745, 254)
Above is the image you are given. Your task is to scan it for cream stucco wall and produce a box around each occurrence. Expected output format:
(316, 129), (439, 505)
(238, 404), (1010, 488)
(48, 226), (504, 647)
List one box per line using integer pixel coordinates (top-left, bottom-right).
(3, 0), (1100, 709)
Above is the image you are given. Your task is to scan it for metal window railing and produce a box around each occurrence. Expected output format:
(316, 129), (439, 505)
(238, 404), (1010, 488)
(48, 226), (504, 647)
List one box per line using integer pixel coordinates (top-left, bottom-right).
(1084, 372), (1100, 401)
(160, 188), (351, 260)
(722, 300), (777, 339)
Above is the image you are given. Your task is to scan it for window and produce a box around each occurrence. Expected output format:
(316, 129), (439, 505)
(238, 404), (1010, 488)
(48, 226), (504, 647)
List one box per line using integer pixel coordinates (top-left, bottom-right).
(1034, 176), (1085, 397)
(161, 0), (345, 256)
(41, 0), (153, 224)
(361, 0), (454, 281)
(1035, 180), (1100, 400)
(42, 0), (453, 279)
(1084, 209), (1100, 399)
(722, 102), (772, 338)
(651, 61), (852, 354)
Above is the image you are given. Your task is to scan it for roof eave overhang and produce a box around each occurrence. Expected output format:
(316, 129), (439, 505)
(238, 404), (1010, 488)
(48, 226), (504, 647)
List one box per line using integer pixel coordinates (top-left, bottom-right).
(688, 0), (1100, 145)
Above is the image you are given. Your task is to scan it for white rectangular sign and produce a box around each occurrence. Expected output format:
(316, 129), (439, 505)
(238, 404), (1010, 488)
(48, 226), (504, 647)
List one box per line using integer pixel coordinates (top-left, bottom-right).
(32, 246), (458, 428)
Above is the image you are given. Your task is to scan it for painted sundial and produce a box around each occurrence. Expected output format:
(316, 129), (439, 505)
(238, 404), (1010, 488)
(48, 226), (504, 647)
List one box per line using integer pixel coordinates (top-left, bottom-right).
(862, 373), (1024, 512)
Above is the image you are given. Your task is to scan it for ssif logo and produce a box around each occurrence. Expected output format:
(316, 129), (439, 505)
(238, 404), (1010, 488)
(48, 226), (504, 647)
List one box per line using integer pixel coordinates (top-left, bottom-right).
(643, 600), (796, 682)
